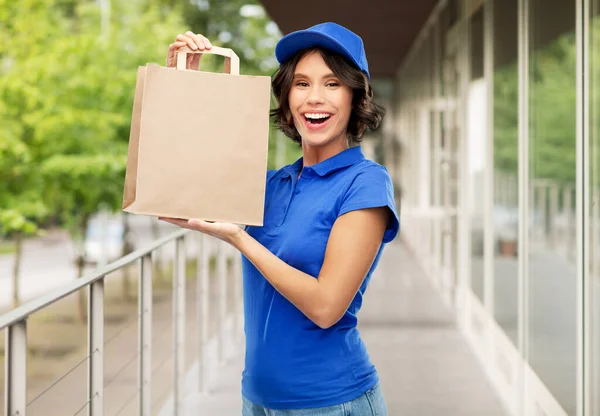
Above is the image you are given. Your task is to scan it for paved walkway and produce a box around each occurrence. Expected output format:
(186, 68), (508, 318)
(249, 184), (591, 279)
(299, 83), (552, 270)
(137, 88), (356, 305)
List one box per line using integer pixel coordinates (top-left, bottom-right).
(184, 240), (508, 415)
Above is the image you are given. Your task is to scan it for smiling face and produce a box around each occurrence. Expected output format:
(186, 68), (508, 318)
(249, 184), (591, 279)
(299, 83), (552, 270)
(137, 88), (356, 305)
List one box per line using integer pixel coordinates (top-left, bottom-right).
(288, 51), (353, 151)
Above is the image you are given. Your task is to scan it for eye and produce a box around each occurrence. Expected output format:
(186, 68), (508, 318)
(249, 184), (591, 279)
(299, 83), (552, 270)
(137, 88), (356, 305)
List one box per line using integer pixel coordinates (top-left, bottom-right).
(295, 81), (309, 87)
(326, 82), (340, 87)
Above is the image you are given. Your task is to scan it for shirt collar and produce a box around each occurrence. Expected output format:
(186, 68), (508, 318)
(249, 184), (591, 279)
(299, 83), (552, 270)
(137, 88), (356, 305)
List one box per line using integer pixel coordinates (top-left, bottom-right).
(284, 146), (365, 178)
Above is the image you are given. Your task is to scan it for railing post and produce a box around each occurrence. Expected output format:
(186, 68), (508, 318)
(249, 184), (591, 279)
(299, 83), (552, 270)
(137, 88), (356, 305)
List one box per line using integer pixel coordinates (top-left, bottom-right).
(217, 241), (228, 363)
(5, 320), (27, 416)
(173, 237), (186, 415)
(197, 234), (210, 394)
(138, 254), (152, 416)
(88, 278), (104, 416)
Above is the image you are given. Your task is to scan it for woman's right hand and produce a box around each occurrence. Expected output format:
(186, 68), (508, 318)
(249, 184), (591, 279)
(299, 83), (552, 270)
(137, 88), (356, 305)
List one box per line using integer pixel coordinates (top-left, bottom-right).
(166, 31), (213, 70)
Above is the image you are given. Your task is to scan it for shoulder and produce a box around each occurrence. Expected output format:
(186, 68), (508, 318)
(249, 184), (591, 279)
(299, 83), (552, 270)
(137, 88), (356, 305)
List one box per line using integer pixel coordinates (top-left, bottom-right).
(352, 160), (393, 180)
(344, 160), (395, 196)
(339, 160), (399, 243)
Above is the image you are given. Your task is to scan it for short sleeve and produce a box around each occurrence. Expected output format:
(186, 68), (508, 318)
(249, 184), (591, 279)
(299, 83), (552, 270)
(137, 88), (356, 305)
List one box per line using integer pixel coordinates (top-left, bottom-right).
(338, 164), (400, 243)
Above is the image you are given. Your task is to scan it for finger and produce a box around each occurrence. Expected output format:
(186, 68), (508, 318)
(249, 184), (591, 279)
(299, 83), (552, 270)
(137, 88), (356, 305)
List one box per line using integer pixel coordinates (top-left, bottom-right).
(188, 219), (220, 233)
(188, 219), (213, 230)
(176, 33), (198, 50)
(186, 31), (207, 50)
(168, 41), (187, 51)
(159, 217), (189, 228)
(168, 42), (188, 62)
(199, 34), (212, 49)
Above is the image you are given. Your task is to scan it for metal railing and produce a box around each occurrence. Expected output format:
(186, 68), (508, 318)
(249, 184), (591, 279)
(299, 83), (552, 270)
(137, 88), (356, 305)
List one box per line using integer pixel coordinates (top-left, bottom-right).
(1, 228), (243, 416)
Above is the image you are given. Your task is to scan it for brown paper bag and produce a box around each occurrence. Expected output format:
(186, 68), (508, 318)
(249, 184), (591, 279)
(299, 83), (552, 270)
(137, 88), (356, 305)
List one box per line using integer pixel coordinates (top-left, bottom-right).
(122, 46), (271, 226)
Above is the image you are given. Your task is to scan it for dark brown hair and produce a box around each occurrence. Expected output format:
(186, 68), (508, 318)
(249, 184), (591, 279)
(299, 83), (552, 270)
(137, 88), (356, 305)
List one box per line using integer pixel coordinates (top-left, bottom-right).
(270, 47), (385, 146)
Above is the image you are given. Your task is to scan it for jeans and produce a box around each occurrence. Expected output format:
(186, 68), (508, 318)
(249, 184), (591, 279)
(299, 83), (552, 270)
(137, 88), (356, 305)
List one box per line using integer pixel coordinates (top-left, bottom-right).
(242, 383), (387, 416)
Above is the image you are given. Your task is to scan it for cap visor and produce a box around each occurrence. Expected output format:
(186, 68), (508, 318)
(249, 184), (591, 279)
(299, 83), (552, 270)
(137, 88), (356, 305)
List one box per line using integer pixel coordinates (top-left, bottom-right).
(275, 31), (355, 66)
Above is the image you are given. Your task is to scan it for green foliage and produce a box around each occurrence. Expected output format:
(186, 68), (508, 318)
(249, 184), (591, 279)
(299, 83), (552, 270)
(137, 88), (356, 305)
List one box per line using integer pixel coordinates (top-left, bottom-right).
(42, 153), (127, 230)
(493, 63), (519, 175)
(529, 33), (577, 184)
(494, 31), (578, 185)
(0, 203), (47, 235)
(0, 0), (186, 240)
(0, 0), (290, 306)
(0, 0), (64, 236)
(0, 0), (293, 244)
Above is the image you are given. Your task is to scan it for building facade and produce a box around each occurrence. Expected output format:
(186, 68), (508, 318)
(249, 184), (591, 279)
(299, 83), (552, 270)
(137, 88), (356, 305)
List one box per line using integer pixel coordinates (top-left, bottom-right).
(393, 1), (599, 415)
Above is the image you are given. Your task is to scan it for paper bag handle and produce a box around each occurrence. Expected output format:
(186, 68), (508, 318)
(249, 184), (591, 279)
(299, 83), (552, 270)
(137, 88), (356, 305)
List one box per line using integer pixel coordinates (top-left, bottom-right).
(176, 46), (240, 75)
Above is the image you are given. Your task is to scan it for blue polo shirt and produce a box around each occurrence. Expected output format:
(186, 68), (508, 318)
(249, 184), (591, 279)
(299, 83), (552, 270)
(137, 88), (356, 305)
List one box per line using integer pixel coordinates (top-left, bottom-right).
(241, 146), (400, 409)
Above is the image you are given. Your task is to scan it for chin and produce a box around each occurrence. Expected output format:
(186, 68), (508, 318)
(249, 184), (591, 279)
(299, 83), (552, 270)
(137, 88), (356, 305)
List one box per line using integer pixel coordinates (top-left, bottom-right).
(299, 129), (346, 148)
(302, 134), (331, 147)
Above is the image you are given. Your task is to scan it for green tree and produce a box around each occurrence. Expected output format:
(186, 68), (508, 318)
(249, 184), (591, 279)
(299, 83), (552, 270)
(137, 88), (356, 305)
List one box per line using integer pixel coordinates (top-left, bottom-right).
(0, 0), (66, 307)
(0, 0), (184, 312)
(493, 63), (519, 175)
(37, 0), (185, 318)
(529, 33), (577, 184)
(0, 0), (296, 313)
(494, 31), (578, 185)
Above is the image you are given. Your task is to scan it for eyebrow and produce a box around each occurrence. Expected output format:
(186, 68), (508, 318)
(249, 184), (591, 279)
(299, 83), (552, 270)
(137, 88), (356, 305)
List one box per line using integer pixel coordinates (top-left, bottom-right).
(293, 72), (337, 79)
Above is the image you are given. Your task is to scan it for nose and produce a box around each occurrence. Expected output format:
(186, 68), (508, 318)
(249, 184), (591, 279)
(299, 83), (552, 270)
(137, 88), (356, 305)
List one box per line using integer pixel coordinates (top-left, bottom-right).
(306, 85), (325, 105)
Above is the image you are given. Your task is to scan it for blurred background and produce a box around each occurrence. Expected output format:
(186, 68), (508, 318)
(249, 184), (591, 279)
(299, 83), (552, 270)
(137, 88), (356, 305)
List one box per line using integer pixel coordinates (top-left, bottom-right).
(2, 0), (600, 415)
(0, 0), (307, 311)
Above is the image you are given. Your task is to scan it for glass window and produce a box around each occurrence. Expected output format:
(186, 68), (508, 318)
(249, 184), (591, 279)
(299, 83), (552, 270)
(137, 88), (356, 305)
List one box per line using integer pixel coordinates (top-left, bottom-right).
(528, 0), (577, 414)
(492, 0), (519, 346)
(468, 6), (485, 302)
(590, 0), (600, 413)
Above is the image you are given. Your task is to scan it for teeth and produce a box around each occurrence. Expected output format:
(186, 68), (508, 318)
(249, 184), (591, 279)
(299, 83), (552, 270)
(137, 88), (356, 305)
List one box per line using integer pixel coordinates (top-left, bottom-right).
(304, 113), (330, 119)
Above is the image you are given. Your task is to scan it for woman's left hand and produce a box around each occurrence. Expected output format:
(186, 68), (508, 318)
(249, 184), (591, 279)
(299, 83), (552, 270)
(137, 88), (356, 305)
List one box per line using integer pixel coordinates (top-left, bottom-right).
(158, 217), (244, 245)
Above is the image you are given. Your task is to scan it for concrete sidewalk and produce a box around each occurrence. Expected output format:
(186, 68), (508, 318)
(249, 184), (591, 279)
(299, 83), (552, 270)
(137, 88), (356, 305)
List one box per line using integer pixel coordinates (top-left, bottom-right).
(186, 240), (507, 415)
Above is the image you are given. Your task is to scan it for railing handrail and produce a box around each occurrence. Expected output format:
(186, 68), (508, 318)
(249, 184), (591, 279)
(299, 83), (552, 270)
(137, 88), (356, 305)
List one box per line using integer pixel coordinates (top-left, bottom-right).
(0, 228), (189, 331)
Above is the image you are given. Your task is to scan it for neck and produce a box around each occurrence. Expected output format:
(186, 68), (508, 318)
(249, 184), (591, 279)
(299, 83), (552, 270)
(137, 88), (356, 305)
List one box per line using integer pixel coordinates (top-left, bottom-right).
(301, 136), (349, 168)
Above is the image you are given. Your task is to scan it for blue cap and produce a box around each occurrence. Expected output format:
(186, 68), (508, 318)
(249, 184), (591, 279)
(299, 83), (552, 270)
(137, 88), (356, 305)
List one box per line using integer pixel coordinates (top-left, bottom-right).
(275, 22), (370, 79)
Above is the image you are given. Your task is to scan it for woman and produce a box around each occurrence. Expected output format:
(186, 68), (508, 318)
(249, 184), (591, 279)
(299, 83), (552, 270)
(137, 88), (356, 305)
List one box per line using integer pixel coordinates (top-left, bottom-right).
(161, 22), (400, 416)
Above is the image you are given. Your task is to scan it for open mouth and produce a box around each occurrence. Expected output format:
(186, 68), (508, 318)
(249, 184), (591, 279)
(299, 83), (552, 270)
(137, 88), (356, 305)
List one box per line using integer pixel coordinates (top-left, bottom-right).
(304, 113), (331, 125)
